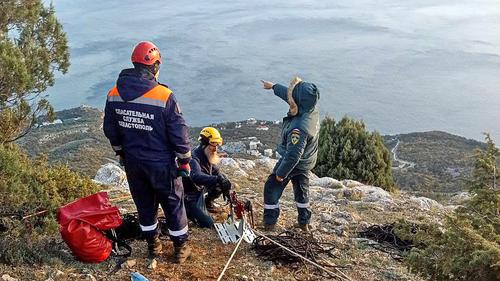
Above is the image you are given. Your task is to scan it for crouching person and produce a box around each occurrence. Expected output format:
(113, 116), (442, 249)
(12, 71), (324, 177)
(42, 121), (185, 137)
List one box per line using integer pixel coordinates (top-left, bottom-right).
(182, 127), (232, 228)
(261, 77), (320, 232)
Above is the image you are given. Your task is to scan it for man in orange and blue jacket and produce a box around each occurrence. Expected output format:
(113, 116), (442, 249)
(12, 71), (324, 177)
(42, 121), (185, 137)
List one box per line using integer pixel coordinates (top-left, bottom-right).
(103, 41), (192, 263)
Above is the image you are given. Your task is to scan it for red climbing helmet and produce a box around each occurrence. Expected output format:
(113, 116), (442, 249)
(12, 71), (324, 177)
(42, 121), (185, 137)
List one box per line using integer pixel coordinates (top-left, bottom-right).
(131, 41), (162, 65)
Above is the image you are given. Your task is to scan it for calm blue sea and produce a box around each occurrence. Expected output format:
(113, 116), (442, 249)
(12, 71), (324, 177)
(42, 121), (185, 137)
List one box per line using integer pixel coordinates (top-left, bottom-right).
(47, 0), (500, 141)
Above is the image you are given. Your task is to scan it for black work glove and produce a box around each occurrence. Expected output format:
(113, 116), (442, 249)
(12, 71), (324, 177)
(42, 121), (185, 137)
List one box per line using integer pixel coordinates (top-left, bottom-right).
(115, 150), (125, 167)
(217, 174), (232, 201)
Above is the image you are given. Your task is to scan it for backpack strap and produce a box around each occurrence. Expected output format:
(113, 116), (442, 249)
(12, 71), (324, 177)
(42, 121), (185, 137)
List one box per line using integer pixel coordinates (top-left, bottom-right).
(106, 229), (132, 258)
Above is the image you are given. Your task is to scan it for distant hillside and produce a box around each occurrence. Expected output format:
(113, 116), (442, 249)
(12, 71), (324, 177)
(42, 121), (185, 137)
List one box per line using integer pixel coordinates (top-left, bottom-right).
(17, 106), (112, 176)
(18, 107), (486, 198)
(384, 131), (485, 197)
(18, 107), (283, 176)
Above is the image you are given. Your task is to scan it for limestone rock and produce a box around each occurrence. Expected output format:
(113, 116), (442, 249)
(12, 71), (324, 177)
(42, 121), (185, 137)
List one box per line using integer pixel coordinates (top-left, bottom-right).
(219, 158), (240, 169)
(221, 141), (246, 154)
(313, 184), (392, 204)
(343, 188), (363, 201)
(84, 274), (97, 281)
(46, 270), (64, 279)
(308, 172), (319, 180)
(234, 169), (249, 178)
(219, 158), (248, 178)
(355, 185), (393, 203)
(335, 211), (355, 222)
(1, 275), (18, 281)
(263, 149), (273, 157)
(450, 192), (471, 205)
(255, 157), (278, 171)
(93, 163), (128, 189)
(237, 159), (256, 170)
(246, 149), (261, 157)
(310, 177), (344, 189)
(249, 140), (261, 150)
(336, 198), (351, 206)
(332, 225), (347, 236)
(410, 196), (443, 211)
(121, 259), (137, 269)
(342, 180), (364, 188)
(320, 213), (332, 222)
(333, 218), (350, 226)
(147, 258), (157, 270)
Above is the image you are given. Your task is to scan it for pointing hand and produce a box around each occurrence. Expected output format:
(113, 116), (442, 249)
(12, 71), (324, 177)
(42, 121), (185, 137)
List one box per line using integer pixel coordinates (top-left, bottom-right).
(261, 80), (274, 90)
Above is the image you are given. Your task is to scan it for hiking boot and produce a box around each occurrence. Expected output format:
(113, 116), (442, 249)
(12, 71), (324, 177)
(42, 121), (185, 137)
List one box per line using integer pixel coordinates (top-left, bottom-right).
(174, 243), (192, 264)
(206, 199), (224, 214)
(262, 223), (276, 232)
(146, 236), (162, 258)
(295, 223), (312, 232)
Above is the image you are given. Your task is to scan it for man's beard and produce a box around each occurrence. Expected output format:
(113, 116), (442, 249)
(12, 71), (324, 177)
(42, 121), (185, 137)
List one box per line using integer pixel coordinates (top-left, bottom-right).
(205, 148), (221, 165)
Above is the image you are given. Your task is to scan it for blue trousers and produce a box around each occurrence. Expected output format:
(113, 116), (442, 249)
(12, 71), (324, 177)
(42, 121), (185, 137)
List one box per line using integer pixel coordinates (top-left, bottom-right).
(124, 158), (188, 246)
(263, 173), (312, 225)
(185, 191), (214, 228)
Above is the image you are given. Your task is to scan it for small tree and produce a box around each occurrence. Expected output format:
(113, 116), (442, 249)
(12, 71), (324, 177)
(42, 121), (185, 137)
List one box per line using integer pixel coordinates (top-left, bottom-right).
(467, 134), (500, 217)
(0, 0), (70, 143)
(314, 117), (396, 191)
(404, 134), (500, 281)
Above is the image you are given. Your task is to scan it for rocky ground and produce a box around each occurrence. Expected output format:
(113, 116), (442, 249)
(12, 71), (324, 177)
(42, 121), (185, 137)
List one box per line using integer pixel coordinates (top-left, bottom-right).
(1, 154), (466, 281)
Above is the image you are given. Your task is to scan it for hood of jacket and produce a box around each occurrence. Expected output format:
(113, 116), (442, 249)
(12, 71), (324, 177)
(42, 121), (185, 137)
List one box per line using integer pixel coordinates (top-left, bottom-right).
(291, 81), (320, 116)
(116, 68), (158, 101)
(285, 79), (321, 137)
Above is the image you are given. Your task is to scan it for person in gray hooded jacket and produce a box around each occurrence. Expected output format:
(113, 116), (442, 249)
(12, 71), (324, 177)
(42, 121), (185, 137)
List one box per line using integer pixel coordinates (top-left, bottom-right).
(261, 77), (320, 231)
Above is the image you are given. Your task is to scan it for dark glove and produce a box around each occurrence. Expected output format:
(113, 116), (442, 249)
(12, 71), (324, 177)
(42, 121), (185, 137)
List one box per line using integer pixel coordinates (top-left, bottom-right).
(115, 150), (125, 167)
(177, 163), (191, 177)
(217, 174), (232, 200)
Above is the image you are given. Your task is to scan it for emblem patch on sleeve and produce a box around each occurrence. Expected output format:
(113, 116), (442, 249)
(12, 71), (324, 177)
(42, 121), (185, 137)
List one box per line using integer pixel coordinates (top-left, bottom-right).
(291, 129), (301, 145)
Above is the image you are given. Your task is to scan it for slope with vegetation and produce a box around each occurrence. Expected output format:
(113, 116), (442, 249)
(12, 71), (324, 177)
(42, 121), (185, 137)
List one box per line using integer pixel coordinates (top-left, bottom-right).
(398, 134), (500, 280)
(0, 144), (99, 265)
(384, 131), (486, 198)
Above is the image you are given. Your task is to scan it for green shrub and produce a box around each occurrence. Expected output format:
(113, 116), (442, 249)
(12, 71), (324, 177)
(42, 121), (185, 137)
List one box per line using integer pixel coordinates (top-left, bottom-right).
(400, 134), (500, 281)
(0, 144), (99, 265)
(314, 117), (396, 192)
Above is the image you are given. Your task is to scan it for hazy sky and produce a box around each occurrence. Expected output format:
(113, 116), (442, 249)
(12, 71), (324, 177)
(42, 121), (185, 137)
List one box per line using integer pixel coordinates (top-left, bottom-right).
(47, 0), (500, 141)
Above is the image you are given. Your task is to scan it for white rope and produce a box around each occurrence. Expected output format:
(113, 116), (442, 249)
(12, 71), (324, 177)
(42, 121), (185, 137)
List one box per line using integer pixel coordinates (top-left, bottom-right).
(253, 229), (354, 281)
(216, 237), (244, 281)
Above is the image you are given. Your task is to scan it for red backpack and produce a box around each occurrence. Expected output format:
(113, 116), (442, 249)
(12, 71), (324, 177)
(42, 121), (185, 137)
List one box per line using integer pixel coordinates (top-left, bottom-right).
(57, 192), (124, 263)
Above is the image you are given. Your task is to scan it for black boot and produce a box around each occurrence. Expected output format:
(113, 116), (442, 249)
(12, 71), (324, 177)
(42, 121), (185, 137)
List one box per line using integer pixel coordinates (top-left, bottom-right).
(262, 223), (276, 232)
(174, 242), (192, 264)
(146, 235), (162, 258)
(295, 223), (312, 232)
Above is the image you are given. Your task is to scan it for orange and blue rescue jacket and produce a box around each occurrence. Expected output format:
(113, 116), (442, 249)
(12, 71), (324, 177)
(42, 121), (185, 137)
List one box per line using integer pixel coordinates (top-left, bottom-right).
(103, 68), (191, 168)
